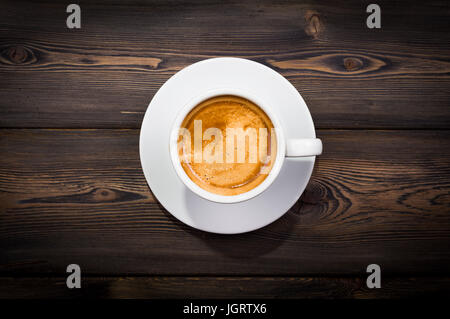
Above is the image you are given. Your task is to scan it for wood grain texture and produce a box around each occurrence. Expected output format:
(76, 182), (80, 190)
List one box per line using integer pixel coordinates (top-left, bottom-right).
(1, 129), (449, 275)
(0, 276), (449, 299)
(1, 0), (449, 128)
(1, 0), (449, 298)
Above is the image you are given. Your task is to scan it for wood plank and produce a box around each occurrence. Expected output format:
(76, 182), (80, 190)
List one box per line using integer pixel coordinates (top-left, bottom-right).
(1, 0), (449, 128)
(1, 129), (449, 275)
(0, 276), (448, 299)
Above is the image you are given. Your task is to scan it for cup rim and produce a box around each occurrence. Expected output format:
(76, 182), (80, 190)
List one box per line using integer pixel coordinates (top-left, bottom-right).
(169, 88), (286, 204)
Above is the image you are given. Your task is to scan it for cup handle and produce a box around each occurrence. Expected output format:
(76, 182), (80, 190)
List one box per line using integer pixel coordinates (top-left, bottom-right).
(286, 138), (322, 157)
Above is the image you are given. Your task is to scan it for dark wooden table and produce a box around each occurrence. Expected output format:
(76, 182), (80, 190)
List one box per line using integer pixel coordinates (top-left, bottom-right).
(1, 0), (449, 298)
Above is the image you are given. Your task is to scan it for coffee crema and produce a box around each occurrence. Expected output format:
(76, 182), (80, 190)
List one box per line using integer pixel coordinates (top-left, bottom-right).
(177, 95), (276, 196)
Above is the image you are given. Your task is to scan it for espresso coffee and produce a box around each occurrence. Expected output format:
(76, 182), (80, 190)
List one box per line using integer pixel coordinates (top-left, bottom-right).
(177, 95), (276, 196)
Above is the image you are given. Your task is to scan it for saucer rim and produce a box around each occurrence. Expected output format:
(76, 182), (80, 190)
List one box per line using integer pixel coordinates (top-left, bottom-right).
(139, 57), (316, 234)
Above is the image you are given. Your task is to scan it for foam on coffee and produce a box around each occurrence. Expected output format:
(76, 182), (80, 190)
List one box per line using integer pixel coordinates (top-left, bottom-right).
(177, 95), (276, 196)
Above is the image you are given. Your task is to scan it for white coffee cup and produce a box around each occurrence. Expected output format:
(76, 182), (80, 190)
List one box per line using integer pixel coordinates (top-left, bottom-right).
(169, 88), (322, 204)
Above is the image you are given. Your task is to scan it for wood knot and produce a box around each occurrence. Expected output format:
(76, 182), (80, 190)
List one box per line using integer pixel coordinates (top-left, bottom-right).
(92, 188), (116, 202)
(0, 45), (37, 65)
(343, 57), (363, 72)
(20, 187), (146, 204)
(305, 10), (323, 39)
(301, 181), (327, 205)
(287, 180), (329, 224)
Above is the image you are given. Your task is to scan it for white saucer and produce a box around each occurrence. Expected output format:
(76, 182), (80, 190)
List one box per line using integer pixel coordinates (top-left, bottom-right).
(139, 58), (317, 234)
